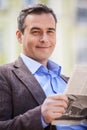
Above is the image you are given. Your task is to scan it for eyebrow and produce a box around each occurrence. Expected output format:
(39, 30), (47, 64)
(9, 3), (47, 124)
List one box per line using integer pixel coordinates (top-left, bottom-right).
(30, 27), (56, 31)
(30, 27), (41, 31)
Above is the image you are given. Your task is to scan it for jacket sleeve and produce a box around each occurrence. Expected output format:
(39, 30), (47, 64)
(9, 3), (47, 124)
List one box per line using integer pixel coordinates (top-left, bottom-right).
(0, 67), (55, 130)
(0, 106), (44, 130)
(0, 69), (44, 130)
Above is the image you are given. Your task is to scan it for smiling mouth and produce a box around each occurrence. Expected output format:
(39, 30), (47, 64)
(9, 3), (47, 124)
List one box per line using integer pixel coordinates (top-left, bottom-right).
(36, 47), (51, 50)
(36, 46), (51, 48)
(37, 47), (50, 48)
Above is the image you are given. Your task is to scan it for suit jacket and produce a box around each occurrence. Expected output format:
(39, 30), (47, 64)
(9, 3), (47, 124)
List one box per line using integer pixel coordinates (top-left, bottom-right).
(0, 57), (69, 130)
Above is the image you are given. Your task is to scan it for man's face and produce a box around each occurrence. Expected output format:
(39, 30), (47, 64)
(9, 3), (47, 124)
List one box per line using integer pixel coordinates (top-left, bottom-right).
(17, 13), (56, 66)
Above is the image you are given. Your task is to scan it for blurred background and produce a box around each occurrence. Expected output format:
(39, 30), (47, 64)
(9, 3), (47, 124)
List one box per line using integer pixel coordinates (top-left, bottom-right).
(0, 0), (87, 76)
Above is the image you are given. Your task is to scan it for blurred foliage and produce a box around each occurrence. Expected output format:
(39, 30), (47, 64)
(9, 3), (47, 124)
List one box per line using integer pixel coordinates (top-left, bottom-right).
(39, 0), (48, 4)
(0, 55), (6, 64)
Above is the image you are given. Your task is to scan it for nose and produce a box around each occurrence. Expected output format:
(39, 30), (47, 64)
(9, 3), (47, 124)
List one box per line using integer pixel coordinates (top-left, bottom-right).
(39, 33), (49, 43)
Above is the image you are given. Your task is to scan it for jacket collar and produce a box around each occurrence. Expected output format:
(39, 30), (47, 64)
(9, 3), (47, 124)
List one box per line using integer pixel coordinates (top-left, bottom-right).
(13, 56), (46, 105)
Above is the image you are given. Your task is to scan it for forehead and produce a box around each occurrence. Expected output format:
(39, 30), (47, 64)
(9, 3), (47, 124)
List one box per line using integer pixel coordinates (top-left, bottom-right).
(24, 13), (56, 29)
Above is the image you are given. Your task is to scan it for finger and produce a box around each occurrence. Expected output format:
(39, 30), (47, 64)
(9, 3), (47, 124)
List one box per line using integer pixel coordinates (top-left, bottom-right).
(42, 109), (64, 123)
(45, 98), (68, 109)
(52, 106), (66, 113)
(48, 94), (68, 103)
(53, 100), (68, 109)
(51, 112), (63, 119)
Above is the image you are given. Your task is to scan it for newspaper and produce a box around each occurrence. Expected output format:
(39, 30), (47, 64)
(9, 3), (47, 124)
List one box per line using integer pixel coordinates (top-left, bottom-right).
(52, 65), (87, 125)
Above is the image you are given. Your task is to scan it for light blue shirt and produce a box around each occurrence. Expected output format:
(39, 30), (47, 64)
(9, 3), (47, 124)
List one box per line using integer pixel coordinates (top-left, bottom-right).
(20, 53), (87, 130)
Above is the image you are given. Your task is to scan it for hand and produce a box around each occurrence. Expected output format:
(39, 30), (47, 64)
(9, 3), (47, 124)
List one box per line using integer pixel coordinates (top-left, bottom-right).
(41, 94), (68, 124)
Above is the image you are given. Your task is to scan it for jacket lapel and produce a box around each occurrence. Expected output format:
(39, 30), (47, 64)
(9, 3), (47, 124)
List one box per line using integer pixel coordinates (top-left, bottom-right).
(13, 57), (46, 105)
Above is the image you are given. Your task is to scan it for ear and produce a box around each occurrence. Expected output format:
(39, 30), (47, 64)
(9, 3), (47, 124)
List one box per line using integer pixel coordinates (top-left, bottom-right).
(16, 30), (23, 44)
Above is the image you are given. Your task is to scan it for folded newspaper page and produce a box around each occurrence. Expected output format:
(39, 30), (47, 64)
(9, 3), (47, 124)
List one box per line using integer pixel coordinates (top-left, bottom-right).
(52, 65), (87, 125)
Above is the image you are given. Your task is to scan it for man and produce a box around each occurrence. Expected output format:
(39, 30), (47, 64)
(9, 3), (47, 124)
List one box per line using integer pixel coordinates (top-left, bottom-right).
(0, 4), (86, 130)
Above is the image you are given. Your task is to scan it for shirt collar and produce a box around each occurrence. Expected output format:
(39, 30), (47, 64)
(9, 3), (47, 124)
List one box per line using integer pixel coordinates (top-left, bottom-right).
(20, 53), (42, 74)
(20, 53), (61, 76)
(47, 60), (61, 76)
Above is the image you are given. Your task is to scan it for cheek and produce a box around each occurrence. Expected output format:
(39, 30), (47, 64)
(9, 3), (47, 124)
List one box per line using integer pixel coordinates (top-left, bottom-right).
(51, 40), (56, 46)
(31, 36), (40, 42)
(28, 35), (39, 42)
(50, 35), (56, 43)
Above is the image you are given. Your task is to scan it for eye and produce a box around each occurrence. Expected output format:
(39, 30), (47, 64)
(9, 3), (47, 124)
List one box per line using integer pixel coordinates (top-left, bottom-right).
(31, 30), (41, 36)
(47, 30), (55, 36)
